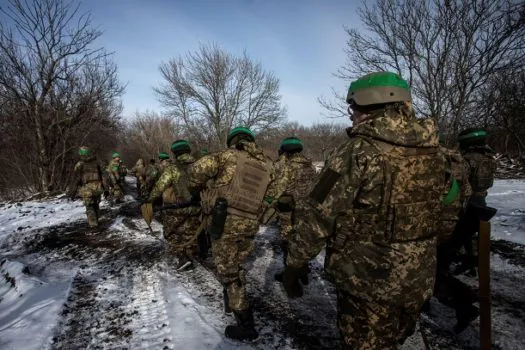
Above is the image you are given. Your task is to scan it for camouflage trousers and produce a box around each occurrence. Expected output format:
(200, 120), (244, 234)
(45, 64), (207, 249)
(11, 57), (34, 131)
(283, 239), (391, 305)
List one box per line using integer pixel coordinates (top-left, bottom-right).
(110, 182), (124, 202)
(211, 215), (259, 313)
(278, 211), (293, 241)
(162, 208), (201, 258)
(337, 290), (421, 350)
(79, 183), (103, 228)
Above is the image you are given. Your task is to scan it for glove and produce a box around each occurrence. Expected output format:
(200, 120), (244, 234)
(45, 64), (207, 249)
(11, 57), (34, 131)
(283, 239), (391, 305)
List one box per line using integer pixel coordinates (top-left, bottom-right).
(282, 265), (309, 298)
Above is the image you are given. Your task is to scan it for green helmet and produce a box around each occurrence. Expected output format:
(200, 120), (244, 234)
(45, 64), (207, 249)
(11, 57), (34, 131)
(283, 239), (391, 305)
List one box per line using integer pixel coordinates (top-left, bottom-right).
(171, 140), (191, 154)
(227, 127), (255, 147)
(158, 152), (170, 160)
(78, 146), (90, 156)
(280, 137), (303, 153)
(346, 71), (411, 106)
(112, 152), (120, 158)
(458, 128), (488, 147)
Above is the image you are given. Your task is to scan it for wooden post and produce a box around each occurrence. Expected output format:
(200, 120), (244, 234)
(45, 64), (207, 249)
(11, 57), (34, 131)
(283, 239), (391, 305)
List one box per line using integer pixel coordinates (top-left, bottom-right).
(478, 220), (492, 350)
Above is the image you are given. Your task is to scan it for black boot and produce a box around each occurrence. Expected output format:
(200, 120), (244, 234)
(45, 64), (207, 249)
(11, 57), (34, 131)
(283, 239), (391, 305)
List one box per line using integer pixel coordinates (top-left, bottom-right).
(454, 304), (479, 334)
(223, 288), (232, 314)
(224, 308), (258, 341)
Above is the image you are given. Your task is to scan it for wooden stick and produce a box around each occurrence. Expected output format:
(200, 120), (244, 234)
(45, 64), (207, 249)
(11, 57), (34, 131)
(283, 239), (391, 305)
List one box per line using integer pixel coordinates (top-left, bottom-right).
(478, 220), (492, 350)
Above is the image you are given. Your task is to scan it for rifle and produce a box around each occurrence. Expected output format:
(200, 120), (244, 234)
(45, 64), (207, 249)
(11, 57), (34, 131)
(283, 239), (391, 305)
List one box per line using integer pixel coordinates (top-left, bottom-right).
(157, 200), (201, 211)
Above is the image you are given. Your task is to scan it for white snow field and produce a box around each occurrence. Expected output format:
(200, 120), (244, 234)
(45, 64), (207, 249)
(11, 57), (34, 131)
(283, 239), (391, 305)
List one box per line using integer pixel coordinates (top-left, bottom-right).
(0, 179), (523, 350)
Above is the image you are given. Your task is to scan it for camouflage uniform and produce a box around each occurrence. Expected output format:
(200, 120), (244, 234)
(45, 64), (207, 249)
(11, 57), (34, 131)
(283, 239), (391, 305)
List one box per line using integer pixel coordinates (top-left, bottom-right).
(284, 72), (446, 349)
(437, 146), (472, 243)
(188, 130), (271, 341)
(129, 158), (146, 194)
(141, 161), (160, 199)
(107, 158), (124, 202)
(73, 154), (106, 228)
(266, 141), (316, 282)
(148, 152), (200, 264)
(461, 144), (496, 205)
(455, 134), (497, 276)
(427, 144), (478, 333)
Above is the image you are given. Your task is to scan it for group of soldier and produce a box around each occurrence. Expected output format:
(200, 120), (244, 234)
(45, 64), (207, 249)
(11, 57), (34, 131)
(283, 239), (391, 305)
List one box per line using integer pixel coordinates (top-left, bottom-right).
(70, 71), (497, 349)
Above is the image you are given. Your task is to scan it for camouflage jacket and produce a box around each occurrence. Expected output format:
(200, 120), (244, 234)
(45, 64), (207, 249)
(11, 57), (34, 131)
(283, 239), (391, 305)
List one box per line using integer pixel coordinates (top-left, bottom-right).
(287, 107), (446, 305)
(129, 159), (146, 179)
(74, 156), (106, 195)
(148, 153), (195, 204)
(440, 146), (472, 219)
(107, 159), (122, 186)
(188, 141), (272, 220)
(461, 145), (497, 198)
(266, 153), (316, 207)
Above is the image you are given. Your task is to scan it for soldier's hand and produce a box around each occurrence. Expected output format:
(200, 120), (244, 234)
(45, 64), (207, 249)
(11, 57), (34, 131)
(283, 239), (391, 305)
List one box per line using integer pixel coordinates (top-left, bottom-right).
(282, 265), (308, 298)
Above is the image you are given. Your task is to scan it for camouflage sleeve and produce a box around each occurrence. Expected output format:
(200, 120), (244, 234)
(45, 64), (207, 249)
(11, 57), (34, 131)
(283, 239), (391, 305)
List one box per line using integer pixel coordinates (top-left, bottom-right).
(187, 153), (221, 191)
(265, 162), (289, 204)
(286, 139), (375, 268)
(461, 159), (472, 198)
(286, 161), (316, 201)
(462, 152), (478, 186)
(148, 168), (178, 202)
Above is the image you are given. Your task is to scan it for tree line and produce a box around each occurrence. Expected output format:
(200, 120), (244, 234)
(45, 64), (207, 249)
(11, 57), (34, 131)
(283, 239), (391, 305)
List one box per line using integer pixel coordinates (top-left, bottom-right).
(0, 0), (523, 199)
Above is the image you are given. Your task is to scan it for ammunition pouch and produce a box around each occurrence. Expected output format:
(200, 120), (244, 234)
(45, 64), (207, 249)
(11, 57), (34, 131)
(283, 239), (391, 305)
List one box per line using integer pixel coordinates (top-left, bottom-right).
(209, 197), (228, 240)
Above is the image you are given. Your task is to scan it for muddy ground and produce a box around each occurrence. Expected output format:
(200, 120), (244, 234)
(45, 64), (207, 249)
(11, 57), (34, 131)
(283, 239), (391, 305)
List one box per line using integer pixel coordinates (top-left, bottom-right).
(1, 195), (524, 350)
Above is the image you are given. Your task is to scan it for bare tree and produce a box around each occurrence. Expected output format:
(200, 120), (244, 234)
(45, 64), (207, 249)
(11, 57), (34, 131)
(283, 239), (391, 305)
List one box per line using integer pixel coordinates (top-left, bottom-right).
(154, 43), (287, 149)
(320, 0), (525, 138)
(478, 68), (525, 156)
(256, 121), (348, 161)
(0, 0), (124, 194)
(120, 110), (185, 163)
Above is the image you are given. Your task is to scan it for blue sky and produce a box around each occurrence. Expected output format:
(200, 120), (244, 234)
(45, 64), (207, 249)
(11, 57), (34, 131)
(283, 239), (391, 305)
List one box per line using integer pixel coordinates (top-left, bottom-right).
(82, 0), (361, 125)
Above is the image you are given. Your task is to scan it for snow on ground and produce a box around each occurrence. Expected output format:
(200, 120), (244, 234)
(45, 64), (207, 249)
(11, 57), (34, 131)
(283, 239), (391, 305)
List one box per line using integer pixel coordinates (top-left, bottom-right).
(0, 260), (75, 350)
(0, 179), (523, 349)
(0, 196), (86, 242)
(487, 179), (525, 245)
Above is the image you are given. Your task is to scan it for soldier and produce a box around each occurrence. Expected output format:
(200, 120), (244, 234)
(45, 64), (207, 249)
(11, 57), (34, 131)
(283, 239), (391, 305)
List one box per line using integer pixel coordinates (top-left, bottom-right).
(187, 127), (272, 341)
(107, 152), (125, 203)
(454, 129), (497, 276)
(424, 133), (478, 333)
(147, 141), (201, 270)
(157, 152), (172, 173)
(140, 155), (163, 199)
(71, 146), (108, 228)
(266, 137), (316, 282)
(282, 72), (446, 349)
(129, 158), (146, 194)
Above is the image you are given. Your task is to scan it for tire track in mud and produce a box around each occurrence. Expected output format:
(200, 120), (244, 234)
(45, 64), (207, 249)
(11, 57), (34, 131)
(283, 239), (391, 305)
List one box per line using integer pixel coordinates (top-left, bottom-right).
(127, 266), (175, 350)
(51, 269), (135, 349)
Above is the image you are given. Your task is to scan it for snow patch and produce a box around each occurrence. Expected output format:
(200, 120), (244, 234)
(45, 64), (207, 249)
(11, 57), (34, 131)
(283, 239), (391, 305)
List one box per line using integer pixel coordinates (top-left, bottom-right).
(488, 180), (525, 245)
(0, 259), (74, 350)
